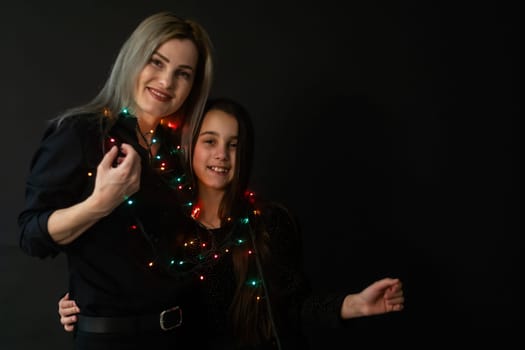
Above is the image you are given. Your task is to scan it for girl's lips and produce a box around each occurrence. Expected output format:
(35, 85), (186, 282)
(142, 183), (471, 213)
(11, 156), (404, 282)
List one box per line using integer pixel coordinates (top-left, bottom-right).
(208, 166), (229, 173)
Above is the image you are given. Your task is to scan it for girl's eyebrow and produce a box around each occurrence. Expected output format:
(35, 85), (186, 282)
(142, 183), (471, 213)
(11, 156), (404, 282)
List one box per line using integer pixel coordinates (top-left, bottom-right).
(199, 130), (219, 137)
(199, 130), (239, 139)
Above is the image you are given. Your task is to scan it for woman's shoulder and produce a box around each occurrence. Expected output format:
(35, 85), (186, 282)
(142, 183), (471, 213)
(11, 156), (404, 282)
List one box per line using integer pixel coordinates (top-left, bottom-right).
(45, 113), (102, 136)
(37, 113), (105, 156)
(28, 113), (105, 174)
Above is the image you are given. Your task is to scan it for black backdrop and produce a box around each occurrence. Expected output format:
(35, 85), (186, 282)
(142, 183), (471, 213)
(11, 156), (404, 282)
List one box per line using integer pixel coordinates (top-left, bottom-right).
(0, 0), (517, 348)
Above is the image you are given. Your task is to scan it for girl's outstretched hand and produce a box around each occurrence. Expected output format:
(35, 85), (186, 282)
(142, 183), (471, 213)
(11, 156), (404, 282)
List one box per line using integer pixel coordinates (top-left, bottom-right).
(340, 277), (404, 319)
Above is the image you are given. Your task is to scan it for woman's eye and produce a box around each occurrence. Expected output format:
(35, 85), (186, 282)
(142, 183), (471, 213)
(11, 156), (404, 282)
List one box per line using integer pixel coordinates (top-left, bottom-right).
(176, 70), (192, 80)
(150, 58), (163, 67)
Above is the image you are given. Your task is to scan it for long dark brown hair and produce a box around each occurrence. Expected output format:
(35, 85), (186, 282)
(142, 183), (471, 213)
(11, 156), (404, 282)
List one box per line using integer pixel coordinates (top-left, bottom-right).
(189, 97), (274, 346)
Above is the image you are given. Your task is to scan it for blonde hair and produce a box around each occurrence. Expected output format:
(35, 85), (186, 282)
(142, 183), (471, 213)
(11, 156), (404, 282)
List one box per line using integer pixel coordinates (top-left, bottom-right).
(55, 11), (214, 140)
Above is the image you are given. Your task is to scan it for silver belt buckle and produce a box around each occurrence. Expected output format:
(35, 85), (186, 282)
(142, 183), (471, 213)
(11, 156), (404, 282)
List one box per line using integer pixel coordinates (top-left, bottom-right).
(160, 306), (182, 331)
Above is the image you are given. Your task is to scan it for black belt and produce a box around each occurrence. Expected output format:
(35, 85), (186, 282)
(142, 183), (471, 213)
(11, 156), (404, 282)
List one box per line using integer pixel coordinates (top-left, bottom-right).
(77, 306), (182, 334)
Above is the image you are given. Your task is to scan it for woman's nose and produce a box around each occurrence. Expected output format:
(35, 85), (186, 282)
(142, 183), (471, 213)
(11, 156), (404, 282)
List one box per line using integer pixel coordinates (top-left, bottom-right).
(158, 71), (174, 89)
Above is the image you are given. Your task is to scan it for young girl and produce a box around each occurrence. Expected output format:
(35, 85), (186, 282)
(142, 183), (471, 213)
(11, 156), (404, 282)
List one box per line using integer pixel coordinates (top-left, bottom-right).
(58, 98), (404, 349)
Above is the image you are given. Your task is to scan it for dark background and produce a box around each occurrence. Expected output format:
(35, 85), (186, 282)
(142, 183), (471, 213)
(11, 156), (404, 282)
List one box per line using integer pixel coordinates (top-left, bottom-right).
(1, 0), (517, 348)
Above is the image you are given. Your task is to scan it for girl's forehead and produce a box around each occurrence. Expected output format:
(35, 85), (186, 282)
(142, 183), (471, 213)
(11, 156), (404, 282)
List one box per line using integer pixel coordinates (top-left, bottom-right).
(202, 110), (237, 129)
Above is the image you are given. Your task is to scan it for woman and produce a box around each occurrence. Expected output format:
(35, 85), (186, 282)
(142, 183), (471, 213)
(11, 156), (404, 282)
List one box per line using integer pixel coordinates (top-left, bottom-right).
(18, 11), (213, 349)
(59, 98), (405, 349)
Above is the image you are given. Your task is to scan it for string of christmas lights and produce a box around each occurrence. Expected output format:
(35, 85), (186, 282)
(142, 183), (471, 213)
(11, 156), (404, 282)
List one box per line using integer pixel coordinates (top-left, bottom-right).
(94, 108), (264, 297)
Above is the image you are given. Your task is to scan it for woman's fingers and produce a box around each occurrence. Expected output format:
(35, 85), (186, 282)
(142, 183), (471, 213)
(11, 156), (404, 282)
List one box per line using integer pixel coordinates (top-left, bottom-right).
(60, 314), (77, 332)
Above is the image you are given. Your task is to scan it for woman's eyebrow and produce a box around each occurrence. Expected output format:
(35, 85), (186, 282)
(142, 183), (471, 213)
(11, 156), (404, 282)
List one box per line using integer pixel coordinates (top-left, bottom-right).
(153, 51), (194, 70)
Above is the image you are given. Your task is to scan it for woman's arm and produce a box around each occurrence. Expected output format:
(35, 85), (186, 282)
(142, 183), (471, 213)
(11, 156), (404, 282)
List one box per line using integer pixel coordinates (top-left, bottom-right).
(48, 144), (141, 245)
(19, 118), (142, 256)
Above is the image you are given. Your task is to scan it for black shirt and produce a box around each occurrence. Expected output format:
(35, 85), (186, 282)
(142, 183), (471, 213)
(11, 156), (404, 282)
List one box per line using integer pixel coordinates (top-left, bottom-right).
(189, 203), (348, 349)
(18, 113), (195, 317)
(18, 113), (347, 349)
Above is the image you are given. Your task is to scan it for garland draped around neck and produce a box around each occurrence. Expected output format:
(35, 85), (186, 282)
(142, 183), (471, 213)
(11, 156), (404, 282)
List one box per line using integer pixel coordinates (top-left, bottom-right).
(100, 108), (261, 286)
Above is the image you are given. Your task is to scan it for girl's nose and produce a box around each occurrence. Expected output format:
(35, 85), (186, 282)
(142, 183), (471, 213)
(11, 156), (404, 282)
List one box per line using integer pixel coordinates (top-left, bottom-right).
(214, 145), (229, 160)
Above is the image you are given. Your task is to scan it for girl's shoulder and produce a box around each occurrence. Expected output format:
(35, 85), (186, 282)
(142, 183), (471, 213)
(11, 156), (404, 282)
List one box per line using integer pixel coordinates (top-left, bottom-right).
(254, 200), (300, 237)
(257, 200), (294, 220)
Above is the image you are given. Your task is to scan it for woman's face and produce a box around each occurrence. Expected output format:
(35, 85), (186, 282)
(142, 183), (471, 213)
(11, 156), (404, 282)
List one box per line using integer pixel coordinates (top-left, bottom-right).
(134, 38), (198, 121)
(193, 109), (238, 194)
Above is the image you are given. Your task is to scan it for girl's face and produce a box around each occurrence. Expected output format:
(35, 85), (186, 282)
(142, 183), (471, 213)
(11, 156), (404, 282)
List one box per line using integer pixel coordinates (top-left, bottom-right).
(193, 109), (238, 194)
(134, 38), (198, 121)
